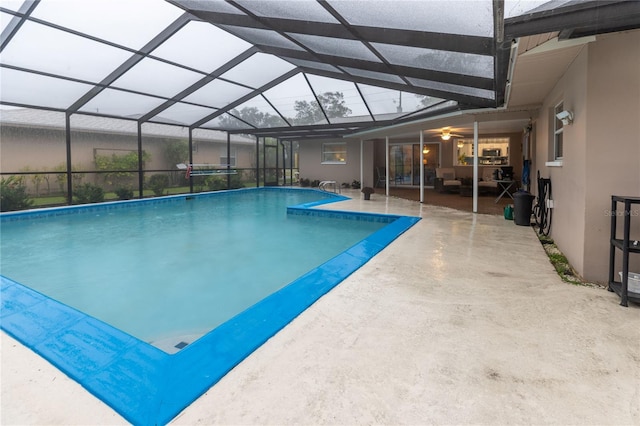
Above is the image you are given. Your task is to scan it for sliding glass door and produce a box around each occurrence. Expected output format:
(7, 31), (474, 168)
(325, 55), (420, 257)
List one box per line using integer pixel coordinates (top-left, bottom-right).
(389, 143), (439, 187)
(390, 144), (412, 185)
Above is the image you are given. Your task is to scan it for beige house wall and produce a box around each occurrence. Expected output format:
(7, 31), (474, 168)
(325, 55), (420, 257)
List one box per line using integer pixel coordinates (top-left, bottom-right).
(298, 139), (374, 188)
(584, 30), (640, 281)
(535, 29), (640, 283)
(536, 43), (589, 278)
(1, 127), (67, 173)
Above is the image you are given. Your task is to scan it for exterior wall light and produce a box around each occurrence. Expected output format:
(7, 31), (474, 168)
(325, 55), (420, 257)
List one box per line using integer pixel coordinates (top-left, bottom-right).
(555, 110), (573, 125)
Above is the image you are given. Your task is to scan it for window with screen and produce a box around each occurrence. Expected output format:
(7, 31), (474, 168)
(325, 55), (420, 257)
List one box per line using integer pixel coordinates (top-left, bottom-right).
(220, 147), (237, 167)
(322, 142), (347, 164)
(553, 102), (564, 160)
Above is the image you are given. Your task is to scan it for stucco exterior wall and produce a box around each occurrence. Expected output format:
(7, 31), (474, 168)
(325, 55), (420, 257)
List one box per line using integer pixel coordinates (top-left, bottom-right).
(1, 126), (67, 172)
(537, 44), (589, 278)
(584, 30), (640, 280)
(535, 29), (640, 282)
(298, 139), (374, 188)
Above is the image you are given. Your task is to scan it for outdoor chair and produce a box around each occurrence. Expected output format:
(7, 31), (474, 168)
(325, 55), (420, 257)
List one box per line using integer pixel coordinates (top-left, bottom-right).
(435, 167), (461, 193)
(375, 167), (387, 188)
(478, 168), (499, 195)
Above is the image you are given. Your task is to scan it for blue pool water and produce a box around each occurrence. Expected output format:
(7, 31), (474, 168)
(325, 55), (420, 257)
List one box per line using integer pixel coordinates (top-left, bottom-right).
(0, 188), (419, 425)
(1, 188), (384, 348)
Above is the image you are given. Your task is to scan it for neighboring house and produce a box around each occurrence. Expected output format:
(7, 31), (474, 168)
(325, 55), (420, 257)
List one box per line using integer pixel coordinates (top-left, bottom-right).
(0, 108), (257, 194)
(298, 28), (640, 284)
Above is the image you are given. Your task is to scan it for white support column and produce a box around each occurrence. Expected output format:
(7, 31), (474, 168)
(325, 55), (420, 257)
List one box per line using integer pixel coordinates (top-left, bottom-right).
(419, 131), (424, 203)
(473, 121), (479, 213)
(385, 136), (390, 196)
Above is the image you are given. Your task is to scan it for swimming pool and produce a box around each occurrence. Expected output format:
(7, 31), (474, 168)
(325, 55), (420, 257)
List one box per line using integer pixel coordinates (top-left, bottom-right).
(0, 188), (419, 425)
(1, 188), (386, 351)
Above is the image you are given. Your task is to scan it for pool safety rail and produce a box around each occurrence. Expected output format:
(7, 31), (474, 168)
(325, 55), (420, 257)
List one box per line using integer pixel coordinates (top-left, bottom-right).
(177, 163), (237, 178)
(0, 187), (420, 425)
(318, 180), (340, 193)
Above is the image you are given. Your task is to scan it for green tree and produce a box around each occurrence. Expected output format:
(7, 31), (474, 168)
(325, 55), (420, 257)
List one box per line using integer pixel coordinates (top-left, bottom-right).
(293, 99), (324, 124)
(73, 183), (104, 204)
(318, 92), (352, 119)
(293, 91), (351, 124)
(416, 94), (440, 109)
(53, 163), (84, 195)
(164, 140), (189, 166)
(218, 107), (284, 129)
(53, 163), (67, 193)
(94, 151), (150, 188)
(147, 174), (169, 196)
(15, 166), (41, 197)
(164, 140), (189, 186)
(1, 176), (33, 212)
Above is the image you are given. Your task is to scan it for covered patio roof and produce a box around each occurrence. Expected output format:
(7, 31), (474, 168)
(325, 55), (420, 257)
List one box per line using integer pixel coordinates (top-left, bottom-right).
(1, 0), (638, 140)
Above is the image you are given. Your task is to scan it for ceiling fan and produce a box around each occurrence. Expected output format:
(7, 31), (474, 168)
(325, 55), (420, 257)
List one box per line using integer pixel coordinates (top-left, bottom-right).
(425, 127), (466, 141)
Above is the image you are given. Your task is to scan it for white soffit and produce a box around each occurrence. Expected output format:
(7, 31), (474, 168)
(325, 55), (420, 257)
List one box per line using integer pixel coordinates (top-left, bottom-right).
(521, 35), (597, 57)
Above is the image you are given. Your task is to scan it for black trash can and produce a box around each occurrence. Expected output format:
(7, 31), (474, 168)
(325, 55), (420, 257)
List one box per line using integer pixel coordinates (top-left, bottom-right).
(513, 191), (535, 226)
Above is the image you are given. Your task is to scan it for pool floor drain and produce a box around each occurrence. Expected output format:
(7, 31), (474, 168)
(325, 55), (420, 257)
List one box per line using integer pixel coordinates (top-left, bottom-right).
(174, 341), (188, 349)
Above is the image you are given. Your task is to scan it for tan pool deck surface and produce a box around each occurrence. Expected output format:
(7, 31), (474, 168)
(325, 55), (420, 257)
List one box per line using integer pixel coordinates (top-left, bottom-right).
(2, 190), (639, 425)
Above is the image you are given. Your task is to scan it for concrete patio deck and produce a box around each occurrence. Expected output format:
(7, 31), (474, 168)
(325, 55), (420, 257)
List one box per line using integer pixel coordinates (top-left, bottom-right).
(2, 190), (639, 425)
